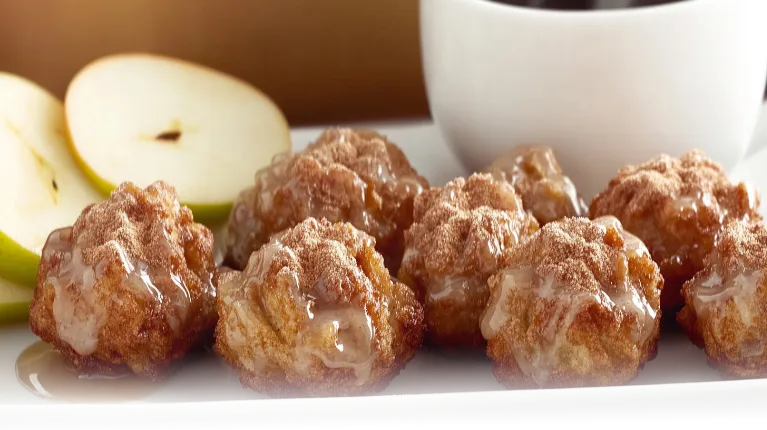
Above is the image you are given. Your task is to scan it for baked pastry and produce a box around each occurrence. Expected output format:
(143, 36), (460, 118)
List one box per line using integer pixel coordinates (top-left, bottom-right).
(215, 217), (424, 397)
(485, 145), (587, 224)
(224, 128), (429, 274)
(590, 150), (760, 311)
(398, 173), (539, 348)
(29, 181), (218, 379)
(678, 219), (767, 378)
(481, 216), (663, 388)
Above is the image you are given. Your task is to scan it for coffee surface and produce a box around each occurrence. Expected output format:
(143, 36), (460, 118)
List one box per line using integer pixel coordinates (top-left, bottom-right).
(493, 0), (688, 10)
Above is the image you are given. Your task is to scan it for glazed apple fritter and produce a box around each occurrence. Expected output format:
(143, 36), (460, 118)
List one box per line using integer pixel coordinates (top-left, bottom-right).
(485, 145), (588, 225)
(398, 173), (539, 349)
(482, 216), (663, 388)
(29, 181), (218, 380)
(590, 150), (760, 312)
(215, 217), (424, 397)
(225, 128), (429, 274)
(678, 219), (767, 378)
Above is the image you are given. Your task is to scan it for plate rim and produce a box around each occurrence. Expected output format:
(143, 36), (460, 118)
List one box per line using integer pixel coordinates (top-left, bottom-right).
(5, 114), (767, 425)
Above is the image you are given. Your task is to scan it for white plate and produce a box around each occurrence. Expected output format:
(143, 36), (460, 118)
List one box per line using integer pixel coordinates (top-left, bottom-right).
(3, 114), (767, 428)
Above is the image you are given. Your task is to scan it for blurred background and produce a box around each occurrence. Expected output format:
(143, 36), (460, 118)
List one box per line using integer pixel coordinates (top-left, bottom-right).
(0, 0), (429, 125)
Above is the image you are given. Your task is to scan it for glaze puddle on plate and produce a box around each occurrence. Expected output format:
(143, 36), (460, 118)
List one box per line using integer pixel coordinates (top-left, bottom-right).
(15, 341), (159, 402)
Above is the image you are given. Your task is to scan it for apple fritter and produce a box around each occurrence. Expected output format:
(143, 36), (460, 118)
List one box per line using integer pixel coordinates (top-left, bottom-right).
(485, 145), (587, 225)
(678, 219), (767, 378)
(29, 181), (218, 380)
(224, 128), (429, 274)
(215, 218), (424, 397)
(482, 216), (663, 388)
(590, 150), (760, 312)
(398, 173), (539, 349)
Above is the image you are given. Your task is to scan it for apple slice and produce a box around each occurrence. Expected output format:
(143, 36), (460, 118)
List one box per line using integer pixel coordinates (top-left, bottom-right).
(0, 73), (102, 288)
(0, 277), (33, 325)
(66, 53), (292, 226)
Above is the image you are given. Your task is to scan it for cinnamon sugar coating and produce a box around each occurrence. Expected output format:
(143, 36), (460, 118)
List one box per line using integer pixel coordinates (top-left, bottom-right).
(678, 220), (767, 378)
(29, 182), (218, 380)
(215, 218), (424, 397)
(482, 217), (662, 388)
(398, 173), (539, 348)
(485, 145), (587, 224)
(224, 128), (429, 274)
(590, 150), (760, 311)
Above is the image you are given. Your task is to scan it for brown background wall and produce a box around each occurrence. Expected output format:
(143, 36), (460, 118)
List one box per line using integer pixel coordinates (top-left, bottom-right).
(0, 0), (429, 125)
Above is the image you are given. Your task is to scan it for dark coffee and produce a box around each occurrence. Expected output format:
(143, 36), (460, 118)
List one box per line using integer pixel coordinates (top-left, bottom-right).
(493, 0), (688, 10)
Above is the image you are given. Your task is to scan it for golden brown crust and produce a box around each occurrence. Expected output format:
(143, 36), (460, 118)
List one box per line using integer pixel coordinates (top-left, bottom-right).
(29, 181), (218, 380)
(398, 173), (539, 348)
(215, 218), (424, 397)
(224, 128), (429, 274)
(678, 219), (767, 378)
(590, 150), (761, 311)
(487, 311), (651, 389)
(482, 217), (663, 388)
(485, 145), (587, 224)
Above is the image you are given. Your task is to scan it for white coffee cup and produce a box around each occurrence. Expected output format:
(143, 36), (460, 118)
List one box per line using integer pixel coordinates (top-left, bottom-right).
(421, 0), (767, 198)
